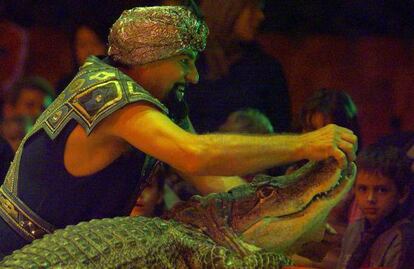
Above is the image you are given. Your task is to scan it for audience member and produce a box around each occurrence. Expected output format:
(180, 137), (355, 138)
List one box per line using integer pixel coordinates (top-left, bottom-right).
(336, 144), (414, 269)
(294, 88), (361, 217)
(218, 108), (274, 134)
(299, 88), (361, 146)
(376, 131), (414, 218)
(0, 6), (28, 98)
(0, 135), (13, 184)
(376, 131), (414, 173)
(0, 99), (14, 184)
(0, 115), (25, 153)
(130, 168), (166, 217)
(180, 0), (291, 133)
(55, 22), (107, 95)
(2, 76), (55, 150)
(7, 76), (54, 120)
(288, 88), (361, 268)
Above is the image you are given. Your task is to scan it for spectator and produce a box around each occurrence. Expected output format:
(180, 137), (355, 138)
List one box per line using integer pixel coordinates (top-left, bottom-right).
(2, 76), (55, 150)
(287, 88), (361, 175)
(7, 76), (55, 120)
(299, 88), (361, 147)
(218, 108), (274, 134)
(130, 168), (166, 217)
(0, 4), (28, 98)
(337, 145), (414, 269)
(55, 23), (107, 95)
(288, 88), (361, 268)
(182, 0), (292, 133)
(0, 99), (14, 184)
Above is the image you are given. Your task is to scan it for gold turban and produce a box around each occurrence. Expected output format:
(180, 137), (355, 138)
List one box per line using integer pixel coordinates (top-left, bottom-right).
(108, 6), (208, 65)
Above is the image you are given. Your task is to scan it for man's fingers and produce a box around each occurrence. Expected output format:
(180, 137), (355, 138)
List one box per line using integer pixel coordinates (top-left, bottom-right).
(329, 123), (358, 158)
(338, 139), (356, 162)
(332, 147), (347, 169)
(341, 131), (358, 145)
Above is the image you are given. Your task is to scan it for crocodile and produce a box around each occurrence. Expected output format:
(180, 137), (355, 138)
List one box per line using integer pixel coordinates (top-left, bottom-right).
(0, 158), (356, 268)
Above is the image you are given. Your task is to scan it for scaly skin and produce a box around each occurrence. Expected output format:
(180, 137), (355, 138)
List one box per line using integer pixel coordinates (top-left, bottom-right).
(0, 217), (291, 269)
(0, 158), (355, 268)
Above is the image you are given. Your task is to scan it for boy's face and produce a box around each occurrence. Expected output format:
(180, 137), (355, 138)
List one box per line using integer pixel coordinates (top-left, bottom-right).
(354, 170), (406, 226)
(15, 87), (48, 119)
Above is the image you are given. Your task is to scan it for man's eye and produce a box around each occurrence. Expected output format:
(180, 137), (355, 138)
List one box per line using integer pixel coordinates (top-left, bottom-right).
(180, 58), (190, 65)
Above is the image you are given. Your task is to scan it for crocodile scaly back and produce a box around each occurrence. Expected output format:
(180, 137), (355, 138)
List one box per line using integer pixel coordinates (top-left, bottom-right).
(0, 217), (292, 269)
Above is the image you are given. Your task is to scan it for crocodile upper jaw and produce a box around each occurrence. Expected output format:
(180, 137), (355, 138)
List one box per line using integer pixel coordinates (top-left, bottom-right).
(239, 162), (356, 252)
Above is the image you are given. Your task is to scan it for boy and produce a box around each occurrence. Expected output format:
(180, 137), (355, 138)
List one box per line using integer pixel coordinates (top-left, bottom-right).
(337, 144), (414, 269)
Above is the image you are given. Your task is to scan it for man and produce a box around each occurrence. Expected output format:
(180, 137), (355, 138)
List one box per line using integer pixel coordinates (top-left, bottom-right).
(0, 6), (357, 258)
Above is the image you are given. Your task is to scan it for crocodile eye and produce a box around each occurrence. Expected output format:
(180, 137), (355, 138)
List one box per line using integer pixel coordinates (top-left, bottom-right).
(258, 186), (275, 199)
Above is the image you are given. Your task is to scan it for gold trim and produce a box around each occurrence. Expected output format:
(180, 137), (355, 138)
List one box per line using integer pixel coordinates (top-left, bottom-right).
(0, 187), (54, 241)
(72, 80), (123, 125)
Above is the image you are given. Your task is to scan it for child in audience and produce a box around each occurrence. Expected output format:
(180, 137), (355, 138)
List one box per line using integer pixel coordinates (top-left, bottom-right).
(337, 144), (414, 269)
(130, 169), (166, 218)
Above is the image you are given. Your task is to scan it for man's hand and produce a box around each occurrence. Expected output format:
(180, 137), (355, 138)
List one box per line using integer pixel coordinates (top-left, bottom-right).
(298, 124), (358, 168)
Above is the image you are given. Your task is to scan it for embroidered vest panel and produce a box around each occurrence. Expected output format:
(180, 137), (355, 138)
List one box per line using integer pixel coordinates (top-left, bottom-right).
(3, 56), (168, 196)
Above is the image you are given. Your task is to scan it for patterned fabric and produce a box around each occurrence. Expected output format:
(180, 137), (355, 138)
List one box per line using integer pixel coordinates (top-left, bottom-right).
(2, 55), (168, 196)
(337, 217), (414, 269)
(0, 56), (169, 255)
(108, 6), (208, 65)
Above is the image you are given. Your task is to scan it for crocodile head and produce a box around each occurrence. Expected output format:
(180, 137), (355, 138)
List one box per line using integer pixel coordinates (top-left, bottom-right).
(231, 158), (356, 253)
(170, 158), (356, 255)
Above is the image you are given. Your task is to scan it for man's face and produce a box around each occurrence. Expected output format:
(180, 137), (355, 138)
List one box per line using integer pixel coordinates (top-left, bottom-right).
(134, 50), (199, 101)
(354, 170), (406, 226)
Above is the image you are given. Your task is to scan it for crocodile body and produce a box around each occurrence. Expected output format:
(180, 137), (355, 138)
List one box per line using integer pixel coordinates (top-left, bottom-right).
(0, 159), (356, 268)
(0, 217), (291, 269)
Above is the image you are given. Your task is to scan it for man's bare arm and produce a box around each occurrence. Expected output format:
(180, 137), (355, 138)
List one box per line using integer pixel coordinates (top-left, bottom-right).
(175, 173), (247, 195)
(173, 115), (248, 194)
(107, 103), (357, 177)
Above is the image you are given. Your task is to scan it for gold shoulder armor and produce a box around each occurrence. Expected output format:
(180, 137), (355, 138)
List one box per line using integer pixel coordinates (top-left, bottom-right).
(31, 56), (168, 140)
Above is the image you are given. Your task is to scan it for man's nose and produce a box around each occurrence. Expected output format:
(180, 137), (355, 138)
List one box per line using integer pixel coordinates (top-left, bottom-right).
(185, 65), (199, 84)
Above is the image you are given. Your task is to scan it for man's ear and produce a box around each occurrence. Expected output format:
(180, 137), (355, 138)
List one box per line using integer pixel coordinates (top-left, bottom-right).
(398, 186), (410, 204)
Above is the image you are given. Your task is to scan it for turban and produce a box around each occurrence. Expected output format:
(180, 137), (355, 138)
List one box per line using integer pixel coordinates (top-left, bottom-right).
(108, 6), (208, 65)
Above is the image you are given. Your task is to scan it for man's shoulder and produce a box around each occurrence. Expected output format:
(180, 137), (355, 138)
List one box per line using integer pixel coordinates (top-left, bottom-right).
(32, 56), (169, 140)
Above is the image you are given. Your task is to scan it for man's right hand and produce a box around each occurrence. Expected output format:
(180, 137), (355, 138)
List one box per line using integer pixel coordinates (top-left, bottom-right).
(298, 124), (358, 168)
